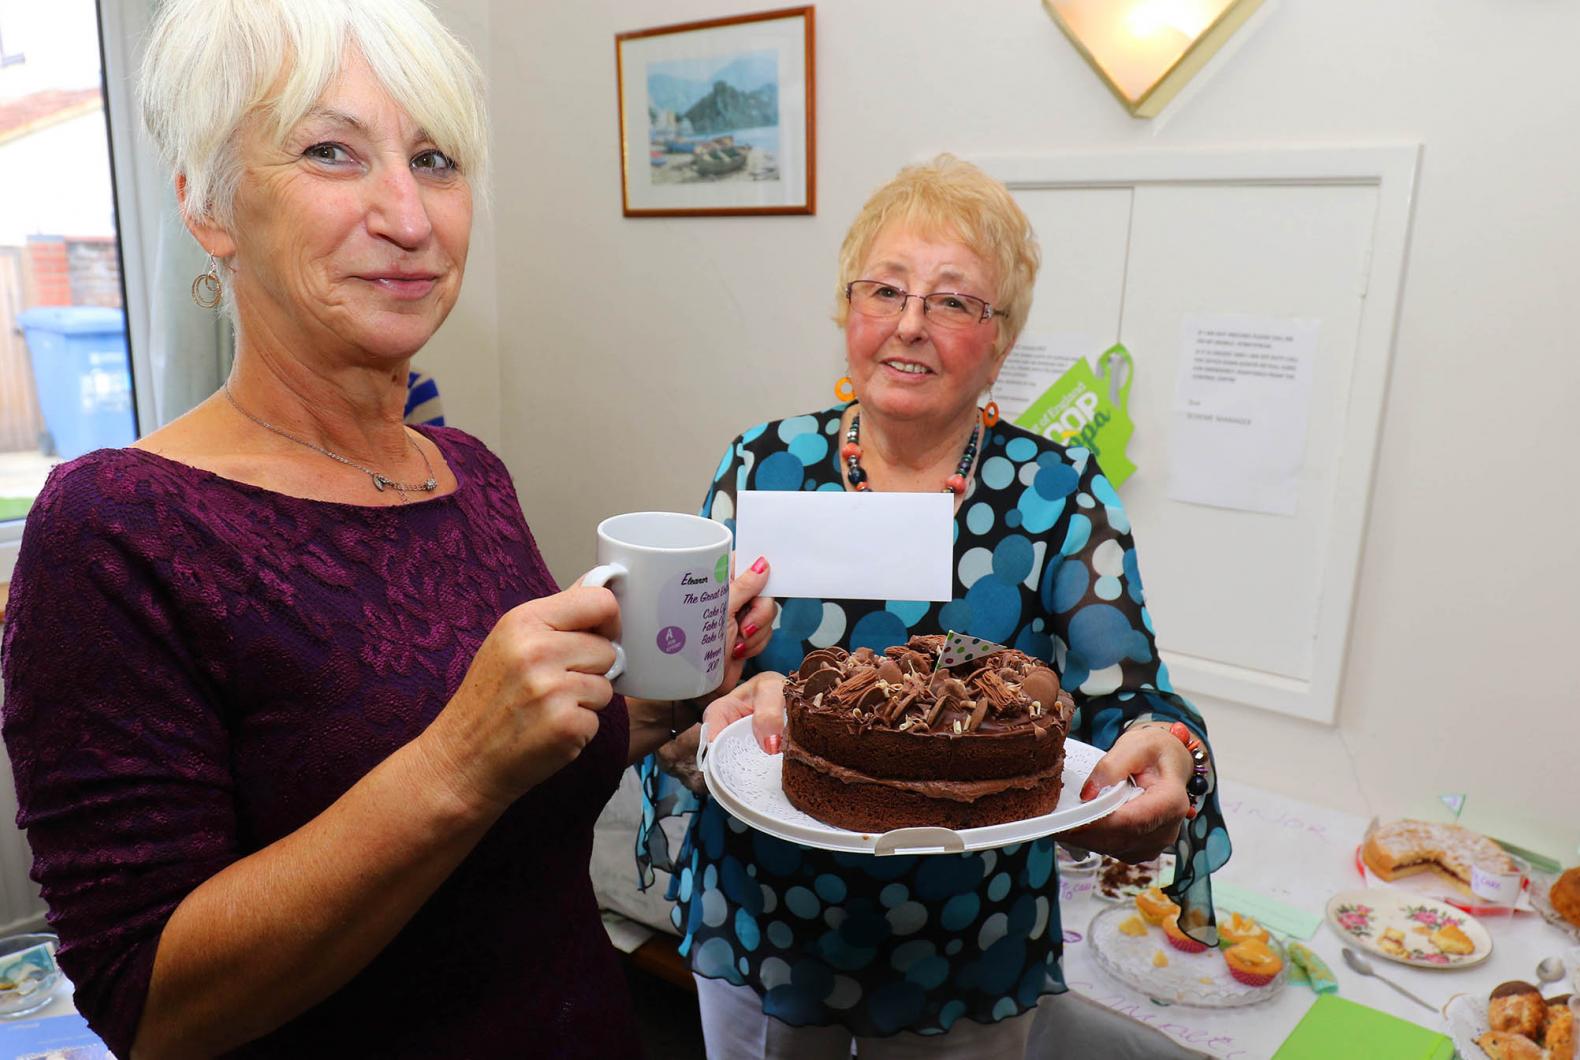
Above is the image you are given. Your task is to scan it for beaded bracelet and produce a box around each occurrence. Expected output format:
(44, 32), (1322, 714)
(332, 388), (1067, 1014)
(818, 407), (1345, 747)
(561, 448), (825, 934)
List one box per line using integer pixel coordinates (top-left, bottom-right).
(1167, 721), (1213, 818)
(1127, 717), (1213, 819)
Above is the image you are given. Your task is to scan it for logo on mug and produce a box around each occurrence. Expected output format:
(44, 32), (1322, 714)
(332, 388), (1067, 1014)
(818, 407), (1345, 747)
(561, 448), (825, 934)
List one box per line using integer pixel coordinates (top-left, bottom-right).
(713, 553), (730, 584)
(656, 626), (686, 654)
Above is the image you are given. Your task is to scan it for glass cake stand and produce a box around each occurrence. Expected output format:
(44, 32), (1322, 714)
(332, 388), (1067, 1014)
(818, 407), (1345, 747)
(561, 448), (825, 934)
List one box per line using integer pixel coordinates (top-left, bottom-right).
(699, 716), (1138, 855)
(1086, 905), (1289, 1008)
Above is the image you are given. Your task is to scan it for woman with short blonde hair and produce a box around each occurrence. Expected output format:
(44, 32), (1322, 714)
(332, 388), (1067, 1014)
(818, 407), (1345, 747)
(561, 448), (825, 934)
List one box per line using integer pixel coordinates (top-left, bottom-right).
(642, 155), (1228, 1058)
(833, 154), (1040, 358)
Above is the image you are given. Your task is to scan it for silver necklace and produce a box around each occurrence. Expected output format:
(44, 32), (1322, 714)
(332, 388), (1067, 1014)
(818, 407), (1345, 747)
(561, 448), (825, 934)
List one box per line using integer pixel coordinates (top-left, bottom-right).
(223, 382), (437, 501)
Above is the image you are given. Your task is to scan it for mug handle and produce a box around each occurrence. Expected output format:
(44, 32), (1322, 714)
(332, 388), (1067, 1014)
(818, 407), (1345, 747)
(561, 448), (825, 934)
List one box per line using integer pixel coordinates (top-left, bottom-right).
(582, 563), (628, 681)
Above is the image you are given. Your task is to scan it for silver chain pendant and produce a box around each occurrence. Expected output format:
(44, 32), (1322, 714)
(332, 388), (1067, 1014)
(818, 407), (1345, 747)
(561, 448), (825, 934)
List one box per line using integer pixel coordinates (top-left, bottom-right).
(224, 382), (439, 500)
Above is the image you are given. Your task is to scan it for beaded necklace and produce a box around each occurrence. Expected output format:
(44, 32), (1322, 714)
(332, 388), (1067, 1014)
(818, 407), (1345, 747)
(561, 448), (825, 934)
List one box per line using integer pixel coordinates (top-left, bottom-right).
(841, 411), (980, 495)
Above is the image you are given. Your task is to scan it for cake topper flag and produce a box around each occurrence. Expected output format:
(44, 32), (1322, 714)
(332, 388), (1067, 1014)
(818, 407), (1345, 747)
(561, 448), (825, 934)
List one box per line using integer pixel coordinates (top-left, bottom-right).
(1438, 793), (1467, 820)
(938, 631), (1012, 669)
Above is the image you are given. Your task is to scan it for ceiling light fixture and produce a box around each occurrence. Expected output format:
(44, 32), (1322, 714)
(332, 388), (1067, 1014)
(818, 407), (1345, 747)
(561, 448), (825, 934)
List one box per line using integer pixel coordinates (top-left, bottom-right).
(1043, 0), (1263, 118)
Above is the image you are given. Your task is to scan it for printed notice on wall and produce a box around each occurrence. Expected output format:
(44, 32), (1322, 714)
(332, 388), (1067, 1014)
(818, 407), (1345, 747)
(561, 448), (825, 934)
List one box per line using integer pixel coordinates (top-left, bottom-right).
(994, 332), (1101, 422)
(1167, 314), (1320, 516)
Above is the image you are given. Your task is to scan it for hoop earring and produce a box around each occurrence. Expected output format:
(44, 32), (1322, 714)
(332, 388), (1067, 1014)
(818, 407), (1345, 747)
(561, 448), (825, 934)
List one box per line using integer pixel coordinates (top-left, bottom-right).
(981, 389), (1000, 428)
(191, 255), (223, 309)
(834, 375), (856, 402)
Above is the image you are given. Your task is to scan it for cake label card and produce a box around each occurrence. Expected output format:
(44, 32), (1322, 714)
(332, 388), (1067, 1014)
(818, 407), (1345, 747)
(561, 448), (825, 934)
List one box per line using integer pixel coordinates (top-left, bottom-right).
(734, 490), (954, 601)
(938, 631), (1012, 668)
(1469, 861), (1523, 905)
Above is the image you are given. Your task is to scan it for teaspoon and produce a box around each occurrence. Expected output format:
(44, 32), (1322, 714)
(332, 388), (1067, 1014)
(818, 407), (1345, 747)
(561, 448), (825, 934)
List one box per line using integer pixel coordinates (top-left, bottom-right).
(1340, 947), (1436, 1011)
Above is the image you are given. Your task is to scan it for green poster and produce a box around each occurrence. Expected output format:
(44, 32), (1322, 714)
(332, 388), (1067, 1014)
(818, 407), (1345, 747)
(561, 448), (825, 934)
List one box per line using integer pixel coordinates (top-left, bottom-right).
(1013, 343), (1137, 487)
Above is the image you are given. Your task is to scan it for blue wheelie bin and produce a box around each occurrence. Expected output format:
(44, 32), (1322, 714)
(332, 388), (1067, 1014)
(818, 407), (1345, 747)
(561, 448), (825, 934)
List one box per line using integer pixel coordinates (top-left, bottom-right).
(17, 307), (136, 460)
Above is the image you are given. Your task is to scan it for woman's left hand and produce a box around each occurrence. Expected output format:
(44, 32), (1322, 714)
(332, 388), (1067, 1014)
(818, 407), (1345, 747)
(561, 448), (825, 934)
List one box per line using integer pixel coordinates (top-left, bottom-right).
(702, 671), (787, 753)
(720, 555), (777, 693)
(1063, 725), (1193, 863)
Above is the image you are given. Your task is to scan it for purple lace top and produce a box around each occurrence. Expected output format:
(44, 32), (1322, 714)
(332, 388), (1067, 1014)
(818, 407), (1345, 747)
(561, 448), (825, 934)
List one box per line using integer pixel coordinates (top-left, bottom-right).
(1, 427), (640, 1058)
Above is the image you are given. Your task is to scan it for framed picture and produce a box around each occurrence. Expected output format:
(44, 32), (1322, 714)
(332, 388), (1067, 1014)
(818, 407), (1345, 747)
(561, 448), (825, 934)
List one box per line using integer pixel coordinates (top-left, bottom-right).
(616, 6), (814, 217)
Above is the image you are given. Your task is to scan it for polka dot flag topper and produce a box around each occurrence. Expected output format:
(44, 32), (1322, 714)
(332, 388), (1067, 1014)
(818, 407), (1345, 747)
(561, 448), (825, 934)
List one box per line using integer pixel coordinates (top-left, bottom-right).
(938, 630), (1012, 669)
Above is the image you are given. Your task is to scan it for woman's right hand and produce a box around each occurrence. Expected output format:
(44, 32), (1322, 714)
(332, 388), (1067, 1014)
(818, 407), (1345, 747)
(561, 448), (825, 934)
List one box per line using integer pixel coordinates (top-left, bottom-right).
(421, 586), (622, 813)
(703, 671), (787, 754)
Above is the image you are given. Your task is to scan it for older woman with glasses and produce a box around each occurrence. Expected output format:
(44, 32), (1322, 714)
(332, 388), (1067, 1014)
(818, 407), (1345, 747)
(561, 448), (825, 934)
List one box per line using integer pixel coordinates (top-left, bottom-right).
(0, 1), (775, 1056)
(638, 155), (1230, 1058)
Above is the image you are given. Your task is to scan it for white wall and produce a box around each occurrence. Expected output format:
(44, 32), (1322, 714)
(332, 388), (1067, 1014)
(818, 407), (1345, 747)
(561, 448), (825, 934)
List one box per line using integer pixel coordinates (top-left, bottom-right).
(457, 0), (1580, 862)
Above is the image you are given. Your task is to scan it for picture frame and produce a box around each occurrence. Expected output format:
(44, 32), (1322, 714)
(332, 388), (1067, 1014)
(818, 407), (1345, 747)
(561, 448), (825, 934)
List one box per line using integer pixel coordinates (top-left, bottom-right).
(616, 6), (815, 217)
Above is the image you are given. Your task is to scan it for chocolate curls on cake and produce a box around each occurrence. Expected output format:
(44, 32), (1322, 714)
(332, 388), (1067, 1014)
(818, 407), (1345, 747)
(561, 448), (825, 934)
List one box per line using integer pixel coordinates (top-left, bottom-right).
(780, 636), (1077, 833)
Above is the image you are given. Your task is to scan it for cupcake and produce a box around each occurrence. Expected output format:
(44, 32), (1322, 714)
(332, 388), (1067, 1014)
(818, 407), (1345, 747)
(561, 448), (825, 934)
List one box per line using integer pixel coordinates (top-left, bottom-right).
(1162, 913), (1210, 954)
(1134, 886), (1179, 926)
(1222, 939), (1283, 987)
(1217, 912), (1269, 948)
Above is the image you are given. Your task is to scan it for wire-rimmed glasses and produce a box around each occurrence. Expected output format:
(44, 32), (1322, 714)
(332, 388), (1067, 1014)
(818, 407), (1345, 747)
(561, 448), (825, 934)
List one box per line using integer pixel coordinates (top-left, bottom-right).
(845, 280), (995, 328)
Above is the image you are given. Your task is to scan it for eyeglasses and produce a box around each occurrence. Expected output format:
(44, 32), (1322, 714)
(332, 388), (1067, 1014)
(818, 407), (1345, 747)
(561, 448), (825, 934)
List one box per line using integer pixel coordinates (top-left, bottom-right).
(845, 280), (995, 328)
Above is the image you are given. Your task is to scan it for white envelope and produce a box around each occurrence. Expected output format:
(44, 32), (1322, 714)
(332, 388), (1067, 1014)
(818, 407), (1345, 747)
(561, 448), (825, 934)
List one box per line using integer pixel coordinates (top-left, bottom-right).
(733, 490), (954, 602)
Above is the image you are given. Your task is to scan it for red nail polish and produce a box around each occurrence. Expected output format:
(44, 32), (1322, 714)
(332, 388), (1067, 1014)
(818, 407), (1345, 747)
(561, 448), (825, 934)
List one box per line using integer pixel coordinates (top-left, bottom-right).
(733, 641), (747, 659)
(742, 623), (759, 638)
(1080, 781), (1095, 801)
(766, 734), (781, 755)
(751, 556), (767, 574)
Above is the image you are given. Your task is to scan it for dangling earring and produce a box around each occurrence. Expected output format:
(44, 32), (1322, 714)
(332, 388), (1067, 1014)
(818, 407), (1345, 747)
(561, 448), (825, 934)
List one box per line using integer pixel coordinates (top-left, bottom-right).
(834, 375), (856, 402)
(981, 387), (1000, 428)
(191, 254), (223, 309)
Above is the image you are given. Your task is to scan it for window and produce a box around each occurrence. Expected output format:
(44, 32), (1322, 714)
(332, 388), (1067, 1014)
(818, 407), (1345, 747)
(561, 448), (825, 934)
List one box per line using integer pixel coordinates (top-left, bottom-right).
(0, 0), (135, 582)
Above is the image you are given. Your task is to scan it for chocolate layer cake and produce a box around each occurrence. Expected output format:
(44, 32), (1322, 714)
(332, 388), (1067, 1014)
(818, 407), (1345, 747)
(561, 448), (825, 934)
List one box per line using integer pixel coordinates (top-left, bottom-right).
(781, 635), (1075, 832)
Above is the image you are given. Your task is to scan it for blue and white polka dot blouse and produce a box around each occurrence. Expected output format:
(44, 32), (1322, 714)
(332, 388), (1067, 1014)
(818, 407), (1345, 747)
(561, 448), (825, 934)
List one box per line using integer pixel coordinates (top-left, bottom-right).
(636, 403), (1231, 1037)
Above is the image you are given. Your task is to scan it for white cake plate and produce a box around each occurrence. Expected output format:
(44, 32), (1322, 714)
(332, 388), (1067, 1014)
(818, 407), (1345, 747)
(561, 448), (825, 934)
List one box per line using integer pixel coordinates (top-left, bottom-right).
(700, 715), (1139, 856)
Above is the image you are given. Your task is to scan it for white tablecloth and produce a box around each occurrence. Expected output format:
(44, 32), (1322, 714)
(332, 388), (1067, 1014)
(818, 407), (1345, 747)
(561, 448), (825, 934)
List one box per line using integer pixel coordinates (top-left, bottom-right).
(1057, 779), (1575, 1058)
(22, 780), (1576, 1058)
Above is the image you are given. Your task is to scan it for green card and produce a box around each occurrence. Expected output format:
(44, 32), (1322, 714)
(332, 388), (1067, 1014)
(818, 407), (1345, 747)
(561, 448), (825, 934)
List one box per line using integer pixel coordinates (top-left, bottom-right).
(1012, 343), (1137, 487)
(1273, 996), (1454, 1060)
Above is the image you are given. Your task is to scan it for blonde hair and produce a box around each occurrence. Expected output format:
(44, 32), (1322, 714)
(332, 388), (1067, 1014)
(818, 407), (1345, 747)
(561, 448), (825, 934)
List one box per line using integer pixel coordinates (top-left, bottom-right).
(836, 155), (1040, 357)
(139, 0), (489, 230)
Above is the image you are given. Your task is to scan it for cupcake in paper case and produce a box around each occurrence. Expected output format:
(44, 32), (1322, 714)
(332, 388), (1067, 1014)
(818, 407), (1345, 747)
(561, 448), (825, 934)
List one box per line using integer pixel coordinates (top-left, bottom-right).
(1216, 911), (1270, 948)
(1162, 913), (1210, 953)
(1134, 886), (1179, 927)
(1222, 939), (1283, 987)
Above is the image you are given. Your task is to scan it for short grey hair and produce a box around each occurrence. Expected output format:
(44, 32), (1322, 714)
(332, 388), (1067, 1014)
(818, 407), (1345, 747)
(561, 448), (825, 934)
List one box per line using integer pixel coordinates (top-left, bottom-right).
(139, 0), (489, 229)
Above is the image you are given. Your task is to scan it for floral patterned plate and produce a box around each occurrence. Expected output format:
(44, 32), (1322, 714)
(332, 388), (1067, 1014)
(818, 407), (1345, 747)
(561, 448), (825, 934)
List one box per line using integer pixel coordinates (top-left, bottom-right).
(1326, 888), (1492, 969)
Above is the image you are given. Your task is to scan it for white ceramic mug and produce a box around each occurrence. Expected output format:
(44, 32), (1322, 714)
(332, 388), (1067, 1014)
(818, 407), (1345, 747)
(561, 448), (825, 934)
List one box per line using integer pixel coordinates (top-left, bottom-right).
(584, 512), (733, 701)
